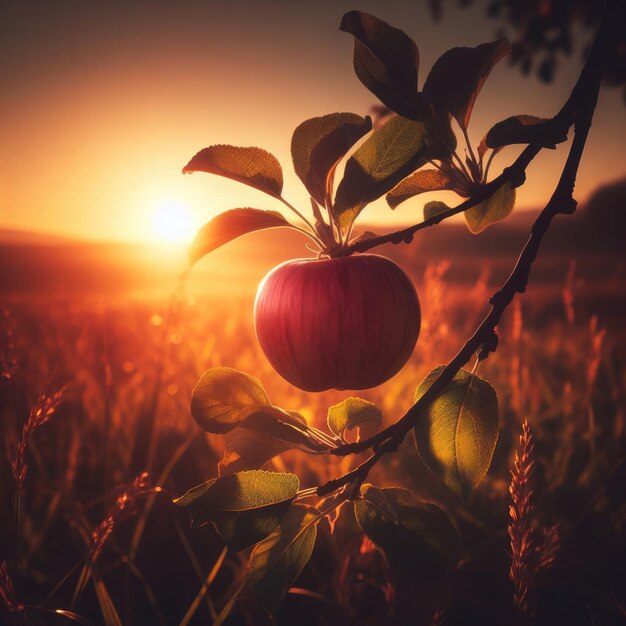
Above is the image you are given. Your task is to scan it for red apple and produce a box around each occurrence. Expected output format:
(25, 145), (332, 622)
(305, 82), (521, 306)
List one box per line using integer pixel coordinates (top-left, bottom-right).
(254, 254), (421, 392)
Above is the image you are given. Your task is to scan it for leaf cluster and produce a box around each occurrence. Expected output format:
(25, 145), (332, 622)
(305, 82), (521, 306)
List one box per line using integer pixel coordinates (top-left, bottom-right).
(177, 363), (498, 614)
(182, 11), (567, 268)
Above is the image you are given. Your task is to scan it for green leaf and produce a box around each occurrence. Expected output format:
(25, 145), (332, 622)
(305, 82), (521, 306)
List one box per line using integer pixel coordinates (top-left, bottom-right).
(174, 470), (299, 551)
(483, 114), (561, 151)
(249, 504), (320, 612)
(333, 115), (432, 231)
(190, 367), (294, 434)
(386, 169), (455, 209)
(413, 366), (499, 499)
(187, 208), (294, 266)
(422, 39), (510, 130)
(191, 368), (325, 456)
(423, 200), (451, 221)
(354, 484), (460, 576)
(291, 113), (372, 207)
(464, 181), (516, 233)
(327, 397), (383, 443)
(183, 145), (283, 198)
(340, 11), (420, 119)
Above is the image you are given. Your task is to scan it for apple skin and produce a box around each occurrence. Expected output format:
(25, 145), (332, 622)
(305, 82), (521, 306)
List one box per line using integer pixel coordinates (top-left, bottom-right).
(254, 254), (421, 392)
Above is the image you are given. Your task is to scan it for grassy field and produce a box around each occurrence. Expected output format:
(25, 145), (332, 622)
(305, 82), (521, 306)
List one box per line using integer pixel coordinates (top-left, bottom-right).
(1, 213), (625, 625)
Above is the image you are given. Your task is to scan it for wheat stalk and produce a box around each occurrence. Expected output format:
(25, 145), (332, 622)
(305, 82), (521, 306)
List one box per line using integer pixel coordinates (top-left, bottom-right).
(509, 418), (535, 619)
(10, 386), (66, 488)
(90, 471), (153, 561)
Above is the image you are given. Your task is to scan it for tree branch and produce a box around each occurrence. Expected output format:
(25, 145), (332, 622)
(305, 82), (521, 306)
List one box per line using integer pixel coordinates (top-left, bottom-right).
(336, 144), (540, 256)
(316, 4), (610, 496)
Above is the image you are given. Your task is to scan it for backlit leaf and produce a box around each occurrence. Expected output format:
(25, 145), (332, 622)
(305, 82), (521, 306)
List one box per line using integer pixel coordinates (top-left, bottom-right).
(333, 115), (432, 231)
(413, 366), (499, 499)
(190, 367), (295, 434)
(291, 113), (372, 206)
(191, 368), (324, 456)
(354, 484), (460, 576)
(340, 11), (420, 119)
(423, 200), (451, 221)
(187, 208), (293, 266)
(174, 470), (299, 551)
(464, 181), (516, 233)
(422, 39), (510, 130)
(483, 114), (561, 151)
(183, 145), (283, 197)
(386, 169), (455, 209)
(249, 504), (320, 612)
(327, 397), (383, 442)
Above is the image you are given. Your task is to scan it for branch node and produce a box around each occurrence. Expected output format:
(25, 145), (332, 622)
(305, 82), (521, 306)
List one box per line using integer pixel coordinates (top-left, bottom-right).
(504, 165), (526, 189)
(478, 331), (499, 361)
(559, 198), (577, 215)
(489, 290), (505, 308)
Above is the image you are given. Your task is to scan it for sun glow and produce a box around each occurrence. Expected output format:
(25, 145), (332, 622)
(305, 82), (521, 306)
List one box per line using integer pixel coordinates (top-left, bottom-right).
(151, 200), (195, 243)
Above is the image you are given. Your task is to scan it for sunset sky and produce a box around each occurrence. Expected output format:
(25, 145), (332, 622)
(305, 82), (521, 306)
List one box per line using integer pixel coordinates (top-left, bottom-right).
(2, 0), (625, 244)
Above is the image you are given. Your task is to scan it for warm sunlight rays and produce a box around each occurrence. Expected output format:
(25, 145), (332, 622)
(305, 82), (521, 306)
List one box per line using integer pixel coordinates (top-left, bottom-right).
(151, 200), (195, 243)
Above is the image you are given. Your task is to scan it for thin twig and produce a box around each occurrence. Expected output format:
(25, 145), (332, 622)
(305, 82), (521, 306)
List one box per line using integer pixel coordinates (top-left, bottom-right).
(334, 144), (540, 257)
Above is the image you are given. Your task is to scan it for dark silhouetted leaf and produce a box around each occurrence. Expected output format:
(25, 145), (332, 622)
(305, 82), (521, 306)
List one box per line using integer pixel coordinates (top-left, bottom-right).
(175, 470), (299, 551)
(413, 366), (499, 499)
(340, 11), (420, 119)
(218, 411), (309, 477)
(349, 230), (380, 245)
(218, 428), (296, 476)
(422, 39), (510, 130)
(333, 115), (432, 231)
(423, 200), (451, 221)
(187, 208), (294, 266)
(292, 113), (372, 207)
(483, 114), (562, 151)
(183, 145), (283, 198)
(327, 397), (383, 443)
(354, 484), (460, 576)
(464, 181), (515, 233)
(249, 504), (320, 612)
(386, 169), (455, 209)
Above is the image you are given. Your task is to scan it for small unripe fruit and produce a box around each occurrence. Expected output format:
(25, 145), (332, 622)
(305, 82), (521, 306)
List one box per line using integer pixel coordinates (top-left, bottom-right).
(254, 254), (421, 392)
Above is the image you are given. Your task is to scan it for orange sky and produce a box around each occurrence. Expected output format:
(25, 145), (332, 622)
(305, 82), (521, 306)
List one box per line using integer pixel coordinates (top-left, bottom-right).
(2, 0), (625, 244)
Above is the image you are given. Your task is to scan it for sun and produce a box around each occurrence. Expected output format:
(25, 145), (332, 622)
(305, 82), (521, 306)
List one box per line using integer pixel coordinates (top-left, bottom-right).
(151, 200), (195, 243)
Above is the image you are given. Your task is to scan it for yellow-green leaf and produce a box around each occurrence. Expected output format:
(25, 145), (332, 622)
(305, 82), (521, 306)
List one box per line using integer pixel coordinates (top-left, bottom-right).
(354, 484), (460, 576)
(183, 144), (283, 198)
(333, 115), (431, 231)
(413, 366), (499, 499)
(464, 181), (515, 233)
(249, 504), (319, 612)
(423, 200), (451, 221)
(190, 367), (297, 435)
(327, 397), (382, 443)
(174, 470), (299, 551)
